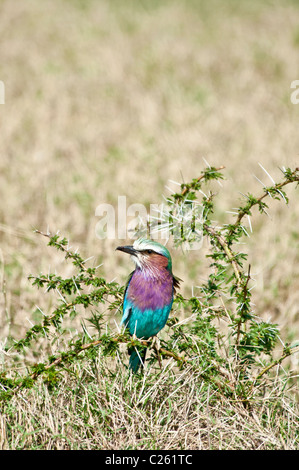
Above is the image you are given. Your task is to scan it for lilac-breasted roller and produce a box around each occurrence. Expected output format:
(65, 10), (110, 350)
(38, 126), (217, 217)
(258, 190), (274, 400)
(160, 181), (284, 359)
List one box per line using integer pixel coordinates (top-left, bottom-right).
(116, 238), (180, 372)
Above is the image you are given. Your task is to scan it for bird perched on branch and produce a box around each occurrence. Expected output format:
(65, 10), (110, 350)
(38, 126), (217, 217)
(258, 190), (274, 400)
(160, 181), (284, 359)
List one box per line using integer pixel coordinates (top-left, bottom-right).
(116, 238), (180, 372)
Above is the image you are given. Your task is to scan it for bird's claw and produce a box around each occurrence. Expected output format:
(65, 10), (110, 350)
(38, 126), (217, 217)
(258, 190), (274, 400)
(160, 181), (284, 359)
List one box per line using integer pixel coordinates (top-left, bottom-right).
(152, 337), (162, 369)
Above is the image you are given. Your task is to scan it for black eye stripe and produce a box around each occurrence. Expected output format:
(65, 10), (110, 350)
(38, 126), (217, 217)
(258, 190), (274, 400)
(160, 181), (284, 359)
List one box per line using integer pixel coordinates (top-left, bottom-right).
(142, 249), (156, 255)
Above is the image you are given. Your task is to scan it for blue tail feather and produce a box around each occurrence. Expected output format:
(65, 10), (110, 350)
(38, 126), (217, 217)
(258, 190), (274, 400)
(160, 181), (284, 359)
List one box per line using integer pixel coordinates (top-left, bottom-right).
(129, 347), (147, 373)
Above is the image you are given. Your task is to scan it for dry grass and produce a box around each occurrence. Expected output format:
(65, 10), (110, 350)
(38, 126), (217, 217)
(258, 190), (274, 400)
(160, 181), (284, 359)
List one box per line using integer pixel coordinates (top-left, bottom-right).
(0, 0), (299, 450)
(1, 359), (298, 450)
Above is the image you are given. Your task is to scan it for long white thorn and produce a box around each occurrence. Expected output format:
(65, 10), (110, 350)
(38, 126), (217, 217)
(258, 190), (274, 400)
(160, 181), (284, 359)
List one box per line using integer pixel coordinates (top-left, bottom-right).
(258, 162), (276, 185)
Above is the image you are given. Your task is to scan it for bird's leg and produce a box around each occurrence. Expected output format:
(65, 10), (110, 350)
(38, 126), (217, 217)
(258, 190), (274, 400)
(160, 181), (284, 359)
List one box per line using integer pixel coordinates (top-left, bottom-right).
(152, 336), (162, 369)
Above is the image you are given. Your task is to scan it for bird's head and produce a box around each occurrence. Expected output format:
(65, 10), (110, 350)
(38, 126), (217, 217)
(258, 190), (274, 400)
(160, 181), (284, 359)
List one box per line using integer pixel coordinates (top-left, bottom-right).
(116, 238), (173, 273)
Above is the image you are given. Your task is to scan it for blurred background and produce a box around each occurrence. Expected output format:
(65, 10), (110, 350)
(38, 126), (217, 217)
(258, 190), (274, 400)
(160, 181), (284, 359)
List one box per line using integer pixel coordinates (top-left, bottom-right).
(0, 0), (298, 359)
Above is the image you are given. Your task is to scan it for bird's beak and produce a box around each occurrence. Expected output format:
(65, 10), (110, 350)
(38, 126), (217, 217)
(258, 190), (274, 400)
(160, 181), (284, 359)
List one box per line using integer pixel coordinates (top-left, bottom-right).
(116, 245), (138, 256)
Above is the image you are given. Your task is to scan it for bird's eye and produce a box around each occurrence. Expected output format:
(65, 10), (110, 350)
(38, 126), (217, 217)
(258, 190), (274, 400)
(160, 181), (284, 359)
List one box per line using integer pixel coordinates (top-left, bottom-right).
(145, 249), (154, 254)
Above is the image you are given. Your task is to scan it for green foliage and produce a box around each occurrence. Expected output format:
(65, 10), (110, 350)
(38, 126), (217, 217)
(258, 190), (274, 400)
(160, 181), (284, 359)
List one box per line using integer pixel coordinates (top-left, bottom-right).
(1, 166), (299, 404)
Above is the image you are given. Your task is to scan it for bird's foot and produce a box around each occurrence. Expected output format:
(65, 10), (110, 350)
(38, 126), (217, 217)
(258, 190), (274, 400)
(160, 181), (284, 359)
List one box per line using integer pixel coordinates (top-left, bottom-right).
(152, 336), (162, 369)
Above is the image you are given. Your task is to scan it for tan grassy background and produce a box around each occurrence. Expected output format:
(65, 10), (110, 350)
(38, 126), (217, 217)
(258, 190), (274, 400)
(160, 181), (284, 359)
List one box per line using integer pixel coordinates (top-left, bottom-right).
(0, 0), (298, 367)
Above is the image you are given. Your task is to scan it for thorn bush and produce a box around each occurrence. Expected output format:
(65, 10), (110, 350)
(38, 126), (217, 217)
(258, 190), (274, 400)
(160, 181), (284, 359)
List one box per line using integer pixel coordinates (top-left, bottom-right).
(1, 166), (299, 404)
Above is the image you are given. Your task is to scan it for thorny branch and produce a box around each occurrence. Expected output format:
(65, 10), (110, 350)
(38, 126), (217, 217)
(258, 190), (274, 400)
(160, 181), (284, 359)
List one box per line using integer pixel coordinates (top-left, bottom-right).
(2, 166), (299, 401)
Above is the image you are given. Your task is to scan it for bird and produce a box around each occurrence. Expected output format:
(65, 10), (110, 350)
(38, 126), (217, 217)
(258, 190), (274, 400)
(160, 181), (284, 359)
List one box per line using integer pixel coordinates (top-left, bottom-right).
(116, 238), (180, 372)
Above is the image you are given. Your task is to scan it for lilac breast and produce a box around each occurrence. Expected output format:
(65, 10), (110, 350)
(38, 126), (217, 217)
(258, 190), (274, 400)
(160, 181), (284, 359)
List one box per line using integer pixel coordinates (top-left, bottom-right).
(126, 269), (173, 312)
